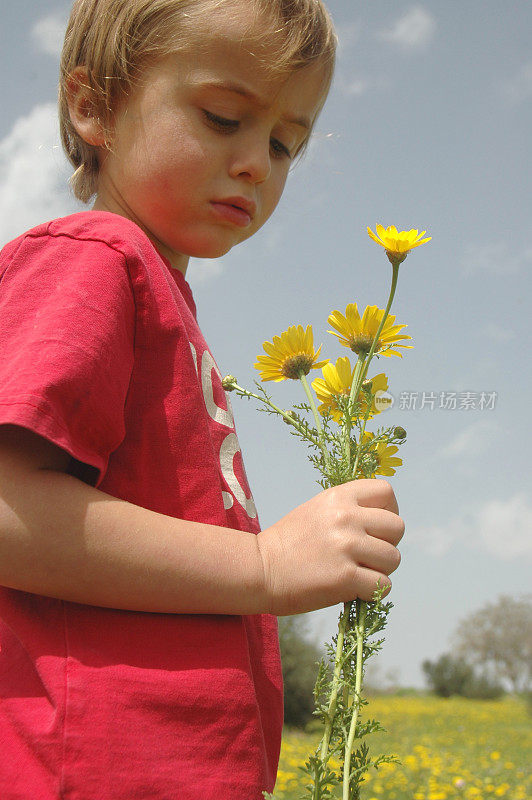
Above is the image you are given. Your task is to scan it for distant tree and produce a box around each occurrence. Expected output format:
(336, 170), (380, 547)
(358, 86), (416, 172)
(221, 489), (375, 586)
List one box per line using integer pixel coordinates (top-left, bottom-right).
(422, 653), (504, 699)
(278, 614), (324, 729)
(462, 671), (505, 700)
(422, 654), (473, 697)
(453, 594), (532, 693)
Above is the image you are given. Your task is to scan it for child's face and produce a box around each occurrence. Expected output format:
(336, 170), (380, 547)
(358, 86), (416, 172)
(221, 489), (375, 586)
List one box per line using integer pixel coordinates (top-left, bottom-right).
(91, 8), (327, 273)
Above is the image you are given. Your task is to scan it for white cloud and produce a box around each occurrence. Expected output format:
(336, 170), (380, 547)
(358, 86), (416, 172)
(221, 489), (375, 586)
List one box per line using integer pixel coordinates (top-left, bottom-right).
(408, 520), (467, 557)
(333, 19), (376, 99)
(335, 22), (360, 59)
(334, 71), (370, 98)
(333, 69), (391, 100)
(0, 104), (80, 246)
(188, 257), (225, 285)
(378, 6), (436, 52)
(461, 241), (532, 276)
(334, 21), (361, 55)
(408, 494), (532, 561)
(500, 62), (532, 104)
(31, 10), (68, 58)
(481, 323), (516, 344)
(439, 419), (499, 459)
(476, 494), (532, 560)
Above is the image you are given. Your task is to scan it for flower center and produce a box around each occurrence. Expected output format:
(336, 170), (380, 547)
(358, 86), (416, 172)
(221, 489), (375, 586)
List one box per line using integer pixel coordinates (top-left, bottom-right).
(281, 353), (314, 379)
(350, 334), (379, 356)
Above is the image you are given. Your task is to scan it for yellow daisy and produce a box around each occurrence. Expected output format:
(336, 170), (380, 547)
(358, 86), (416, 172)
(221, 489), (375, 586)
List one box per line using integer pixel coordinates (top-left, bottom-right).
(312, 358), (389, 422)
(254, 324), (329, 382)
(368, 224), (431, 261)
(357, 432), (402, 477)
(328, 303), (412, 358)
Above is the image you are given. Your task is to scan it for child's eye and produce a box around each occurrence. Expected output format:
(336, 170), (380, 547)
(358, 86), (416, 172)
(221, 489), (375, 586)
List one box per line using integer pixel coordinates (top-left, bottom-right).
(270, 138), (292, 160)
(203, 109), (292, 159)
(203, 110), (239, 131)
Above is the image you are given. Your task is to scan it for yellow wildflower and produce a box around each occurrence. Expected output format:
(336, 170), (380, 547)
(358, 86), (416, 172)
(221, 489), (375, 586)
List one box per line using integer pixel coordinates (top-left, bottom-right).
(254, 324), (328, 382)
(358, 431), (402, 477)
(311, 357), (389, 422)
(495, 784), (510, 796)
(328, 303), (412, 358)
(368, 224), (431, 262)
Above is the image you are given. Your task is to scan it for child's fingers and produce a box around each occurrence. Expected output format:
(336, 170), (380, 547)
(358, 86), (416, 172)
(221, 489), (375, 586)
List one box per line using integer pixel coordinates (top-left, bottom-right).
(351, 566), (392, 602)
(352, 478), (400, 515)
(355, 534), (401, 577)
(356, 539), (401, 575)
(360, 506), (405, 546)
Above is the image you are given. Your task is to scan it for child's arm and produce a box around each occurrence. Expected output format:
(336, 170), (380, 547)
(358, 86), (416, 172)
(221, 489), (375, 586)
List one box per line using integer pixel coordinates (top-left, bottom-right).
(0, 425), (403, 616)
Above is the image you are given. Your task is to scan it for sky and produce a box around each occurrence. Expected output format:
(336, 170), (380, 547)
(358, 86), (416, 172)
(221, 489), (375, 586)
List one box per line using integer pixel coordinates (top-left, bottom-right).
(1, 0), (531, 688)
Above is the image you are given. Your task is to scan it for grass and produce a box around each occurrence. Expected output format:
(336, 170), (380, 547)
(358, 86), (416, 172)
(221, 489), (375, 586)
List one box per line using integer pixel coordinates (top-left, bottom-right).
(273, 695), (531, 800)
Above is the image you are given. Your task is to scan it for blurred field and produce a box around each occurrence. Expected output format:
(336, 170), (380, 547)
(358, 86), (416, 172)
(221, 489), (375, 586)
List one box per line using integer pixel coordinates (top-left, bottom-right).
(274, 695), (531, 800)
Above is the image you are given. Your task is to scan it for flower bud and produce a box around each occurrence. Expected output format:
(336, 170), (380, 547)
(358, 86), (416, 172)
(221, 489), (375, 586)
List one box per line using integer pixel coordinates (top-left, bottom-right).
(393, 426), (407, 439)
(283, 410), (298, 425)
(222, 375), (237, 391)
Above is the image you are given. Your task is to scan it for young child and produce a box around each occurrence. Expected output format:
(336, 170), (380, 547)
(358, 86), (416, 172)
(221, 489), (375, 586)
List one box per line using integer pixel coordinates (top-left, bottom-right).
(0, 1), (404, 798)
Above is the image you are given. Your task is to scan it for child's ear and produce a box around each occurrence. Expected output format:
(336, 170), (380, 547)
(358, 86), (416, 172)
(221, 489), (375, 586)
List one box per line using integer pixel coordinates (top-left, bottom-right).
(66, 66), (107, 148)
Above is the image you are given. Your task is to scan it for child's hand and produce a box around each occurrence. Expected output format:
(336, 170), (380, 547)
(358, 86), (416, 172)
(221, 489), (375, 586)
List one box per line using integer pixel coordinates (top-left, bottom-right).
(256, 479), (404, 616)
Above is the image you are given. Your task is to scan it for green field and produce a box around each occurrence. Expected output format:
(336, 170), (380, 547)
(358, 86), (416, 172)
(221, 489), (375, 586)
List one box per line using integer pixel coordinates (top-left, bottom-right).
(274, 695), (531, 800)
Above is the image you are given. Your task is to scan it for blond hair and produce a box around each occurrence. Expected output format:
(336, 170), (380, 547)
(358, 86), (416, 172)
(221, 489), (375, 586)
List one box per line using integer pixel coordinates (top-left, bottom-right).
(58, 0), (337, 203)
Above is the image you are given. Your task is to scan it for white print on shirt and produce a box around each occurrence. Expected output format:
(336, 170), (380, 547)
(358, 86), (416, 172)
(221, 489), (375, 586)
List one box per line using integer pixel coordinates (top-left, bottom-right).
(200, 349), (234, 429)
(219, 433), (258, 519)
(190, 342), (257, 520)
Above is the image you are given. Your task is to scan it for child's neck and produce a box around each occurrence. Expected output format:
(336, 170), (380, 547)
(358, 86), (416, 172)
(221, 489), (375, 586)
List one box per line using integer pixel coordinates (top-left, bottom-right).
(91, 196), (189, 275)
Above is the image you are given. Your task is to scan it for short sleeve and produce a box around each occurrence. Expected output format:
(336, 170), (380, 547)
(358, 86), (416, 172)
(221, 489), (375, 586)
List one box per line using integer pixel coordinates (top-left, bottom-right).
(0, 231), (136, 485)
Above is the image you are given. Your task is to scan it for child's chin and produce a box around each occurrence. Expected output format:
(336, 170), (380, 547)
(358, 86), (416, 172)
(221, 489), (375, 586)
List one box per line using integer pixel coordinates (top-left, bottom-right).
(191, 240), (238, 260)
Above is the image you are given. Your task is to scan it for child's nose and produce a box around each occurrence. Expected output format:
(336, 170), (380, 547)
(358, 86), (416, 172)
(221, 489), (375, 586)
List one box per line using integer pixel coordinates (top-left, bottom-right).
(228, 136), (272, 184)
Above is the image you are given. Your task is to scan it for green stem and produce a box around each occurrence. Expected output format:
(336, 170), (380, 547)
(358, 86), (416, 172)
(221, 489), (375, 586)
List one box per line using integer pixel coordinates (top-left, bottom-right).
(345, 261), (400, 482)
(342, 600), (367, 800)
(351, 402), (373, 479)
(312, 263), (401, 794)
(313, 601), (351, 798)
(229, 382), (291, 422)
(347, 355), (367, 408)
(229, 382), (322, 449)
(342, 353), (366, 469)
(347, 262), (400, 419)
(299, 371), (331, 474)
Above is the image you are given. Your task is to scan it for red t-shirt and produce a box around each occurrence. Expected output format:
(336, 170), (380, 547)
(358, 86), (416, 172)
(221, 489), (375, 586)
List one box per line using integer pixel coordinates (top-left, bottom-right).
(0, 211), (283, 800)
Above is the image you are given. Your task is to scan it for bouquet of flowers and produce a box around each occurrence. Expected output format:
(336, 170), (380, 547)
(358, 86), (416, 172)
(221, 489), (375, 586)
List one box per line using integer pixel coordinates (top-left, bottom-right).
(224, 225), (431, 799)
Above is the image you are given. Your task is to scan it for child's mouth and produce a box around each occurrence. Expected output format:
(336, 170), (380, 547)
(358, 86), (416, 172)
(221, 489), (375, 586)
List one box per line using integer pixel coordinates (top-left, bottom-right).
(210, 199), (255, 227)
